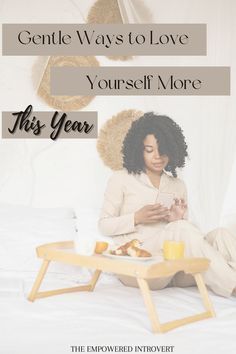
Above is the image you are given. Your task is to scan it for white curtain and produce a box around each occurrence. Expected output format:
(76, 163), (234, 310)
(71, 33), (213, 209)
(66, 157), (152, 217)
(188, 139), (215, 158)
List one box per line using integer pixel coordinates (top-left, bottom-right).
(116, 0), (236, 233)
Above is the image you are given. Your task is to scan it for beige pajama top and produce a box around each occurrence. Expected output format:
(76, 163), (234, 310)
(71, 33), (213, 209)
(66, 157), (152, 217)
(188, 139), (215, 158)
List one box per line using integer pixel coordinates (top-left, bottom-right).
(98, 169), (187, 251)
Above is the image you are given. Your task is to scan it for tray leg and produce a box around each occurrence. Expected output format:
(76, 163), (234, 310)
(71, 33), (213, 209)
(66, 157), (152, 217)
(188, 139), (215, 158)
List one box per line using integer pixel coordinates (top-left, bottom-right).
(137, 275), (215, 333)
(28, 265), (102, 301)
(28, 260), (50, 302)
(88, 270), (102, 291)
(137, 278), (162, 333)
(194, 273), (216, 317)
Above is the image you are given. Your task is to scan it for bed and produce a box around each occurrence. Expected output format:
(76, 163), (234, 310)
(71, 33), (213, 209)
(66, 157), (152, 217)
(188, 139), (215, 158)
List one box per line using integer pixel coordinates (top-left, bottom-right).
(1, 276), (236, 354)
(1, 0), (236, 352)
(0, 204), (236, 354)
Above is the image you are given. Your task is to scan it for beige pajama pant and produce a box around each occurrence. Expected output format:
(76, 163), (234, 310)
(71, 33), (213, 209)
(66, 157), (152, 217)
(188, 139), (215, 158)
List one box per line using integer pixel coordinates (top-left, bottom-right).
(118, 220), (236, 297)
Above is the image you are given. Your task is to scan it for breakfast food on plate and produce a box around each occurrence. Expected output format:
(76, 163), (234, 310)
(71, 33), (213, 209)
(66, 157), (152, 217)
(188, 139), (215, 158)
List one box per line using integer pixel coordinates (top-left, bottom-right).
(110, 239), (152, 257)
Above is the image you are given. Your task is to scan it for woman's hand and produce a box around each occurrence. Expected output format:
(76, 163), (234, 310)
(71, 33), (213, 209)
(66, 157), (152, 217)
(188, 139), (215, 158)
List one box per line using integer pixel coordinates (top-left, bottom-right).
(165, 198), (187, 222)
(134, 204), (170, 225)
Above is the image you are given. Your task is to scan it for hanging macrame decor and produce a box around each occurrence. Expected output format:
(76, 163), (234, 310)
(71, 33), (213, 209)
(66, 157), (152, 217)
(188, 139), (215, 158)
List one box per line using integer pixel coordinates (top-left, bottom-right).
(87, 0), (123, 24)
(97, 109), (143, 170)
(37, 55), (99, 111)
(87, 0), (132, 61)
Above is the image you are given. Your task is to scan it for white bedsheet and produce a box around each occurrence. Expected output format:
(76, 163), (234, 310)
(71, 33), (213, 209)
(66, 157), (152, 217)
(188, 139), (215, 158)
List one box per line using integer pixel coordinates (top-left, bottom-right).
(1, 277), (236, 354)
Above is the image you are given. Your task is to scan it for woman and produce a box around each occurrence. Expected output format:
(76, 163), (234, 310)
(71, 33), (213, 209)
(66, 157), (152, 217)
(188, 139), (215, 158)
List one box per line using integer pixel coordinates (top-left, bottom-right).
(98, 112), (236, 297)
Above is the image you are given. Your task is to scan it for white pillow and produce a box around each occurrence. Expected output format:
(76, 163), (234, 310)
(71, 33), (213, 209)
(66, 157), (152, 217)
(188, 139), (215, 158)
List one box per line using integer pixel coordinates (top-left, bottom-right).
(0, 203), (75, 221)
(0, 204), (117, 291)
(0, 204), (78, 279)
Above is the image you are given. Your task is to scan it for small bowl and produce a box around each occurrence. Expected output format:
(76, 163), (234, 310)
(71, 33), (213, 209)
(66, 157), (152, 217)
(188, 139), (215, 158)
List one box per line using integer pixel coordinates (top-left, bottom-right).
(94, 241), (109, 254)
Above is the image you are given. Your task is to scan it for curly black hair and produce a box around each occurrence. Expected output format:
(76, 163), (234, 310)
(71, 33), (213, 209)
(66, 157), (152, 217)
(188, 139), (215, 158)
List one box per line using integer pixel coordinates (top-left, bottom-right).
(122, 112), (188, 177)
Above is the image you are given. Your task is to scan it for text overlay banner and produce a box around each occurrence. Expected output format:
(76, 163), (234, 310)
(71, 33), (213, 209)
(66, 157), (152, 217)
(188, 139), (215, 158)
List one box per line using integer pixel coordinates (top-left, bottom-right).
(51, 67), (230, 96)
(2, 111), (97, 139)
(2, 24), (206, 56)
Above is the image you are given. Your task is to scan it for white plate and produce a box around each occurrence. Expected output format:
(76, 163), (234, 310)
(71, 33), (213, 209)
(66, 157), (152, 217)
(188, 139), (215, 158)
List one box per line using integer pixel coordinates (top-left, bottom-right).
(102, 252), (159, 262)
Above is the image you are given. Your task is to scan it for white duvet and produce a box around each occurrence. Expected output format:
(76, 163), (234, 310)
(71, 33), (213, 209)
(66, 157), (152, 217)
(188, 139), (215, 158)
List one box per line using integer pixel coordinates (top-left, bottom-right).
(1, 276), (236, 354)
(1, 205), (236, 354)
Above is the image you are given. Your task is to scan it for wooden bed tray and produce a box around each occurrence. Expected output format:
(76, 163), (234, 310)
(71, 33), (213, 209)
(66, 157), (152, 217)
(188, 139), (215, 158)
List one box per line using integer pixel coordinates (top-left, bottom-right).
(28, 241), (215, 333)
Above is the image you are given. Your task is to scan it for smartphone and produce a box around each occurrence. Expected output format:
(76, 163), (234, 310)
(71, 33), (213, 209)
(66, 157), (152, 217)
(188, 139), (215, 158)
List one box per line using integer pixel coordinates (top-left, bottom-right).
(155, 192), (174, 209)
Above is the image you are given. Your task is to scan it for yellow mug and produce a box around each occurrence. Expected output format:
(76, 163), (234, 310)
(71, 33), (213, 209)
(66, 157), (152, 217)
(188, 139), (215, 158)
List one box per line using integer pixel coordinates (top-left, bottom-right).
(163, 240), (185, 260)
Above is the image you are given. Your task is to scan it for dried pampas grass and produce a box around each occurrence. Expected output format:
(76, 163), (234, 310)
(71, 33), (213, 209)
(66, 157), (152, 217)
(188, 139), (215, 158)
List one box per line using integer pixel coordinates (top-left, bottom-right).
(97, 109), (143, 170)
(37, 56), (99, 111)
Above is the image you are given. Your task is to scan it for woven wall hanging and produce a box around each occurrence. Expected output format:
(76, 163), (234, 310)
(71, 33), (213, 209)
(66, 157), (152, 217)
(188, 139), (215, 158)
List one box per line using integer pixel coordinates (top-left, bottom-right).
(37, 56), (99, 111)
(97, 109), (143, 170)
(87, 0), (132, 61)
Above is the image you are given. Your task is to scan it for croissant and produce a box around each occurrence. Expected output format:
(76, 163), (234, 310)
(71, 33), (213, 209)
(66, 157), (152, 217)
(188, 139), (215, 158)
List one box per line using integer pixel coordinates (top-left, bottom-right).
(110, 239), (140, 255)
(110, 239), (152, 257)
(127, 246), (152, 258)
